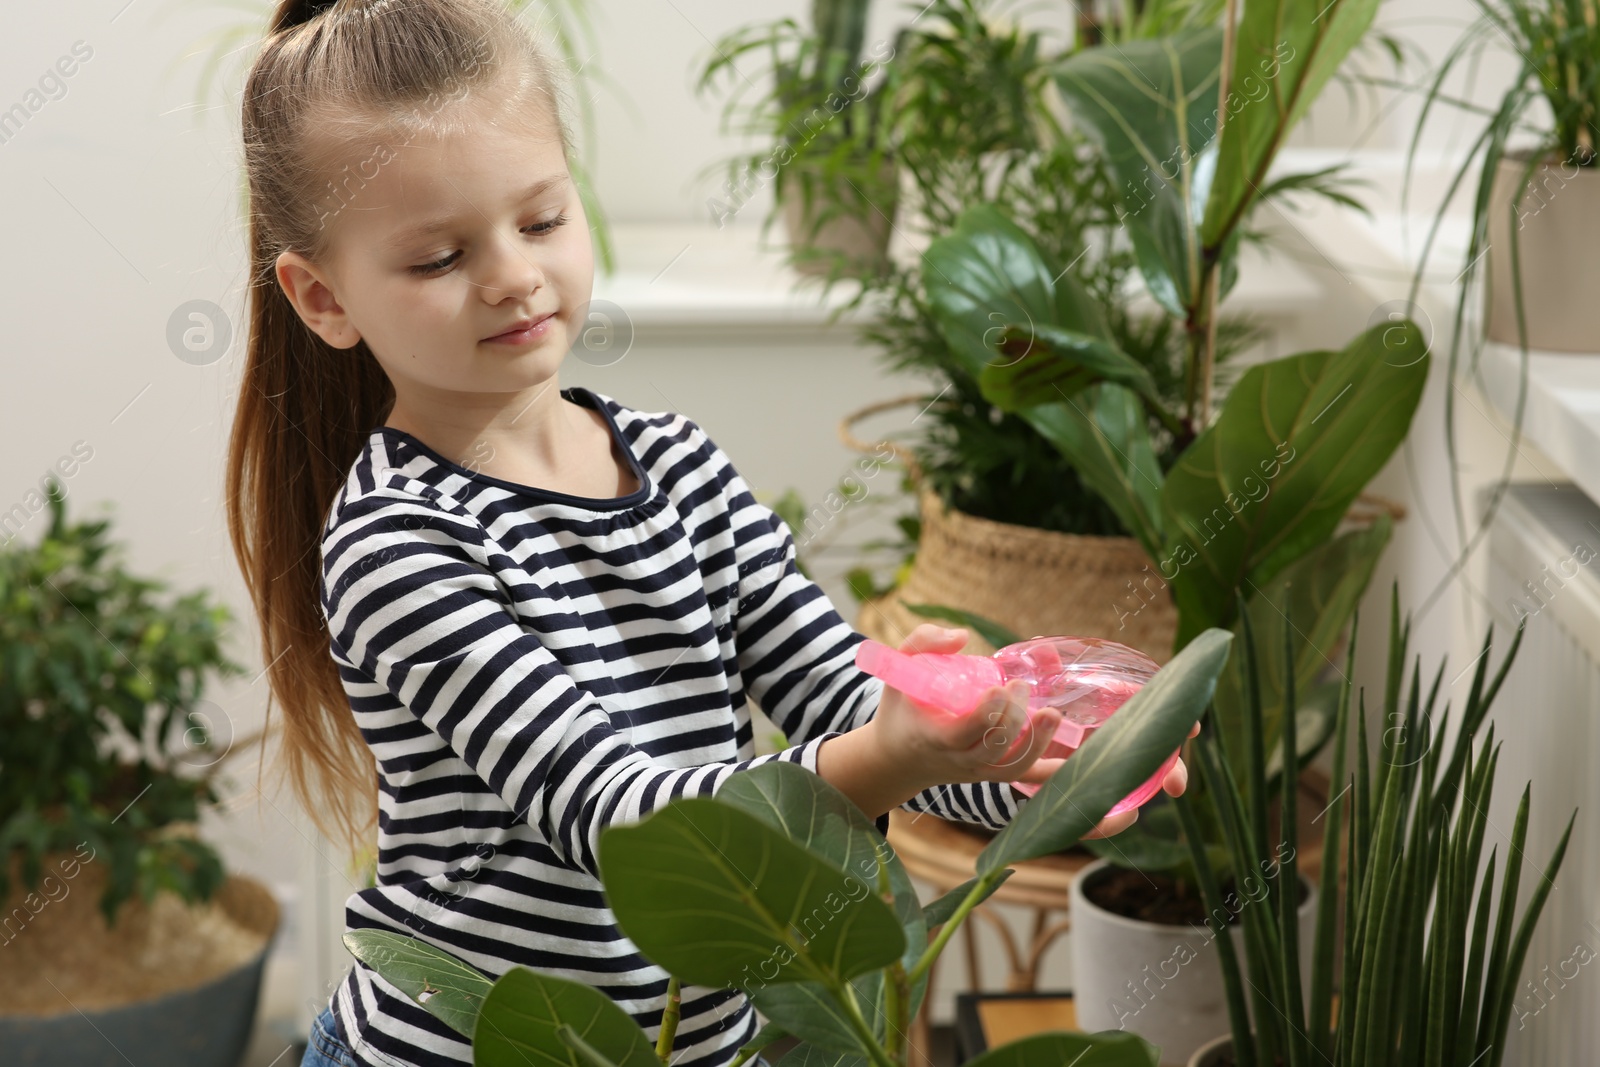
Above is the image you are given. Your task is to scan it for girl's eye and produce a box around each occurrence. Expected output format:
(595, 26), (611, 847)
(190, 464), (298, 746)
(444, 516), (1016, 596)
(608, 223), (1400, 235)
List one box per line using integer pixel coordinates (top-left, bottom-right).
(408, 213), (571, 277)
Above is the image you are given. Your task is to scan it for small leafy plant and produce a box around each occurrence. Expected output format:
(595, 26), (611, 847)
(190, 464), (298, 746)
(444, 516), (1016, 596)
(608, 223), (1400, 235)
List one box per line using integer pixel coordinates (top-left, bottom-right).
(0, 485), (246, 925)
(1176, 583), (1574, 1066)
(344, 627), (1238, 1067)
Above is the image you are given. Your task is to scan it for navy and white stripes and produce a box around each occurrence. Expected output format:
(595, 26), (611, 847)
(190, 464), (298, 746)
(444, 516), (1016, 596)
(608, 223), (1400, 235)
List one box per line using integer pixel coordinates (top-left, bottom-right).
(316, 385), (1021, 1067)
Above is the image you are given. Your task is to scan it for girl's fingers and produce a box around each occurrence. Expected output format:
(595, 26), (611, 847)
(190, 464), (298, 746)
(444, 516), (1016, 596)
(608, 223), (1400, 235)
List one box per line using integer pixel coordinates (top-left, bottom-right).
(896, 624), (969, 655)
(1162, 757), (1190, 797)
(1083, 808), (1139, 840)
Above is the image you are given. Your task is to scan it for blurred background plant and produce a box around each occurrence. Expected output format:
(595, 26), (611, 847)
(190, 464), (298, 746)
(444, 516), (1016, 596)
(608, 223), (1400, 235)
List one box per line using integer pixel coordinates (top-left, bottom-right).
(0, 486), (246, 926)
(160, 0), (624, 272)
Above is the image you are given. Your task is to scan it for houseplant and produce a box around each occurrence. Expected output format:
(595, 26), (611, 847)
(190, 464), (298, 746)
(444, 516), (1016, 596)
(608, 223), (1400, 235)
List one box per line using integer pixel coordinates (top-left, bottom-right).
(1177, 585), (1574, 1067)
(339, 627), (1239, 1067)
(901, 0), (1429, 1045)
(694, 0), (901, 278)
(0, 484), (278, 1067)
(824, 0), (1273, 662)
(1404, 0), (1600, 355)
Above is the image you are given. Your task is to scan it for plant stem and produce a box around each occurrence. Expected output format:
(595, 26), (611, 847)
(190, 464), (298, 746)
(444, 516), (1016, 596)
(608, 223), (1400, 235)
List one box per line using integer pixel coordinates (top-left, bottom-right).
(825, 974), (900, 1067)
(1197, 0), (1239, 429)
(656, 975), (680, 1063)
(908, 872), (998, 986)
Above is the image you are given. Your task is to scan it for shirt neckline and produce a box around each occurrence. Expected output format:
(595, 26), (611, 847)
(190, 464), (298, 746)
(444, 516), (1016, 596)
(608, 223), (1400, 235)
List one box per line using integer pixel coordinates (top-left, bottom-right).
(372, 386), (654, 510)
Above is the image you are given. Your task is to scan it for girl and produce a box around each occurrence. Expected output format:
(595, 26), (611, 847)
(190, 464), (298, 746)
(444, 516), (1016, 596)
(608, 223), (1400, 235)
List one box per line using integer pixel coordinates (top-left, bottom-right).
(225, 2), (1189, 1066)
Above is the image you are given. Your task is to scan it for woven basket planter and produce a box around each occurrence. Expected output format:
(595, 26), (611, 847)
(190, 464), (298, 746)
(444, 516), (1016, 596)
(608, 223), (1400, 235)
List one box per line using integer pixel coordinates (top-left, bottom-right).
(840, 394), (1179, 663)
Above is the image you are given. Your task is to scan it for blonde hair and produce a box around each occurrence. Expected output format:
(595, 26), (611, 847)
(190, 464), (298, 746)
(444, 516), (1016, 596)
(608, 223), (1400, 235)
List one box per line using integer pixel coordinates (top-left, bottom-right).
(226, 0), (576, 858)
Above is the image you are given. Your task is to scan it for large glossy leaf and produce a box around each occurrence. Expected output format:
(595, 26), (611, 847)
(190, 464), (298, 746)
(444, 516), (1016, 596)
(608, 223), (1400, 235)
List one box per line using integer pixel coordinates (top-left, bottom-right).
(965, 1030), (1160, 1067)
(1160, 322), (1428, 646)
(775, 1044), (871, 1067)
(597, 798), (905, 988)
(716, 763), (929, 1054)
(979, 321), (1163, 410)
(342, 929), (493, 1040)
(472, 966), (657, 1067)
(1022, 385), (1166, 561)
(1211, 516), (1393, 802)
(1200, 0), (1384, 249)
(923, 203), (1113, 383)
(977, 628), (1233, 875)
(1052, 29), (1224, 319)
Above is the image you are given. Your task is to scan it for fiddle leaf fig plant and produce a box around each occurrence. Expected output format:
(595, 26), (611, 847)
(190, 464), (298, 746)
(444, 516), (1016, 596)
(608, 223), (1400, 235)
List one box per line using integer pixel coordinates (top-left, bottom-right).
(344, 625), (1236, 1067)
(920, 0), (1429, 874)
(0, 483), (246, 926)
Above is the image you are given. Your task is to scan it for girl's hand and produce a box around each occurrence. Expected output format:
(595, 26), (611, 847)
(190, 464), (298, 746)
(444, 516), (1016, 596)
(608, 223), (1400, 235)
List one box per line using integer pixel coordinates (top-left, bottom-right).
(869, 624), (1199, 842)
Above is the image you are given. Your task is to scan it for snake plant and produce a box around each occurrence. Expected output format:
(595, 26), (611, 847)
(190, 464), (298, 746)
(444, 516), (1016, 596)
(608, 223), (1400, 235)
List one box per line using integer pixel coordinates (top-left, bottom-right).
(1176, 583), (1575, 1067)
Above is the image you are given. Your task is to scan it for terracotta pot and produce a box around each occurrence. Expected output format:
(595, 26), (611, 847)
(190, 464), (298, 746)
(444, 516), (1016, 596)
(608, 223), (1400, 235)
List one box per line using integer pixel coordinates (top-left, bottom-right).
(780, 156), (897, 277)
(1068, 858), (1318, 1067)
(1484, 149), (1600, 352)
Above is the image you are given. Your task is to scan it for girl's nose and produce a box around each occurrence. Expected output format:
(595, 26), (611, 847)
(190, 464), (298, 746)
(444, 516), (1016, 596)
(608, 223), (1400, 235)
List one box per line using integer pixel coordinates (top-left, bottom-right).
(478, 229), (547, 301)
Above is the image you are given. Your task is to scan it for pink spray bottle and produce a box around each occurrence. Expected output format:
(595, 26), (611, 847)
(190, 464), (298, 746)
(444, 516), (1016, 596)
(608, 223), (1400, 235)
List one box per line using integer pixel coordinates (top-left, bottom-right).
(855, 634), (1180, 816)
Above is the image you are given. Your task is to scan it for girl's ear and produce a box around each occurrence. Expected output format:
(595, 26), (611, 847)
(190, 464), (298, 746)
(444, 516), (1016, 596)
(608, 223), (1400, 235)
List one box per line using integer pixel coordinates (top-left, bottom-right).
(275, 249), (363, 350)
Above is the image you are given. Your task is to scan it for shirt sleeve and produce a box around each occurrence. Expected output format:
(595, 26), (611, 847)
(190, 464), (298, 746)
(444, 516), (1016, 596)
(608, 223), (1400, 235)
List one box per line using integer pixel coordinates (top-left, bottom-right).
(319, 488), (850, 881)
(703, 429), (1024, 833)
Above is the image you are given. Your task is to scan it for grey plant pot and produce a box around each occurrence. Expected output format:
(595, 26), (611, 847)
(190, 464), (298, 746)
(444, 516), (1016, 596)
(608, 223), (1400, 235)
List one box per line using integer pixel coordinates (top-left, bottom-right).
(0, 874), (279, 1067)
(1187, 1033), (1231, 1067)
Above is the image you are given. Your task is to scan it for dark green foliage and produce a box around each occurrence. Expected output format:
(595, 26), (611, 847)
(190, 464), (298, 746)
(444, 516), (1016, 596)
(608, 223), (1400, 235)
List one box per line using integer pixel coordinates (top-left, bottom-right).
(0, 485), (244, 926)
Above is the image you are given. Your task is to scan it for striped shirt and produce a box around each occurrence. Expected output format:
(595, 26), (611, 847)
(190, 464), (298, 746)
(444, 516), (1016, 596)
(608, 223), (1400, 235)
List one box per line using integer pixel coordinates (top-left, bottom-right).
(316, 385), (1023, 1067)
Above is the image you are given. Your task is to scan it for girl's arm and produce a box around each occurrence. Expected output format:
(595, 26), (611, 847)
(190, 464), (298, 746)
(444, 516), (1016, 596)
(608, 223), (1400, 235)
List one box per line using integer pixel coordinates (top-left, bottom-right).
(706, 436), (1022, 832)
(319, 487), (917, 880)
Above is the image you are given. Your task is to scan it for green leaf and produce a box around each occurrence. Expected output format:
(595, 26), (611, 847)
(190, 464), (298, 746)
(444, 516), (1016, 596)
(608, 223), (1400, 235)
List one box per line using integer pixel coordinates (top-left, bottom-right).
(1210, 517), (1393, 795)
(1023, 385), (1166, 562)
(977, 628), (1233, 875)
(923, 203), (1113, 386)
(472, 966), (658, 1067)
(716, 762), (929, 1052)
(1200, 0), (1384, 250)
(1161, 323), (1428, 645)
(598, 798), (905, 988)
(341, 929), (494, 1039)
(1051, 29), (1225, 318)
(774, 1044), (871, 1067)
(979, 322), (1164, 411)
(900, 603), (1022, 649)
(964, 1030), (1160, 1067)
(922, 870), (1015, 930)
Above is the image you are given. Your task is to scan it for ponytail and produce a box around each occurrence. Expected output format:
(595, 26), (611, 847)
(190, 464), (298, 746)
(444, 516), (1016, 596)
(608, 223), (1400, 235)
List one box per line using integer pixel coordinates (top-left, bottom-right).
(229, 0), (575, 860)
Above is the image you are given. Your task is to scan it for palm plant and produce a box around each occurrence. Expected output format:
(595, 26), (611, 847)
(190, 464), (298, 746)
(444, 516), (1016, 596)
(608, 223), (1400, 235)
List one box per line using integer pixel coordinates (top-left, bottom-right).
(1176, 584), (1575, 1066)
(338, 628), (1239, 1067)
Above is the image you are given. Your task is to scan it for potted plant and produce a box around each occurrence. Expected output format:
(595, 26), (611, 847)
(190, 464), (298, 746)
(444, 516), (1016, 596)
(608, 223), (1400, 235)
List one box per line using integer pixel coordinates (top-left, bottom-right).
(338, 627), (1239, 1067)
(822, 0), (1276, 664)
(904, 0), (1427, 1051)
(1405, 0), (1600, 355)
(1177, 586), (1573, 1067)
(695, 0), (901, 278)
(0, 485), (278, 1067)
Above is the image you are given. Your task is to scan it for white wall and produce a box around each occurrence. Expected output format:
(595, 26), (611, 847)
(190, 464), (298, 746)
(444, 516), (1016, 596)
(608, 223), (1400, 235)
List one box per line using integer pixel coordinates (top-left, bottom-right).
(0, 0), (1524, 1047)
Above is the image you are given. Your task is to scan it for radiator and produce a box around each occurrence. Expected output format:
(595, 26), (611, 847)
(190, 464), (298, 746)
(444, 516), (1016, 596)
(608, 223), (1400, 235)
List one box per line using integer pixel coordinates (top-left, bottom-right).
(1486, 483), (1600, 1065)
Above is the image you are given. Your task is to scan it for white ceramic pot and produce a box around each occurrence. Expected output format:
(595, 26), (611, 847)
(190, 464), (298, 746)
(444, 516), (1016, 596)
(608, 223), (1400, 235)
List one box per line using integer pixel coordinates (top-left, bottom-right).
(1069, 858), (1317, 1067)
(1187, 1034), (1231, 1067)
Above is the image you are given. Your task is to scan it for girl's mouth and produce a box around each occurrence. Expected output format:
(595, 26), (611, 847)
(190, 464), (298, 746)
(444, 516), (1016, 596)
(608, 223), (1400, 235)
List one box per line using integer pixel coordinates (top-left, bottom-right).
(483, 312), (556, 345)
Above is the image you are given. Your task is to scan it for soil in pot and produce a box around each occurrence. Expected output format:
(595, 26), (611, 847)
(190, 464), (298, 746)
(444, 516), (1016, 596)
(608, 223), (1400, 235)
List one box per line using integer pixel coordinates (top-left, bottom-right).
(0, 849), (273, 1016)
(1083, 865), (1310, 927)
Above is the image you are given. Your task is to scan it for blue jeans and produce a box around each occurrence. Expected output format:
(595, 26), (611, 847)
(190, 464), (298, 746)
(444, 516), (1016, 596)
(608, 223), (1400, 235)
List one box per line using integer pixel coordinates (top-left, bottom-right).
(301, 1005), (359, 1067)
